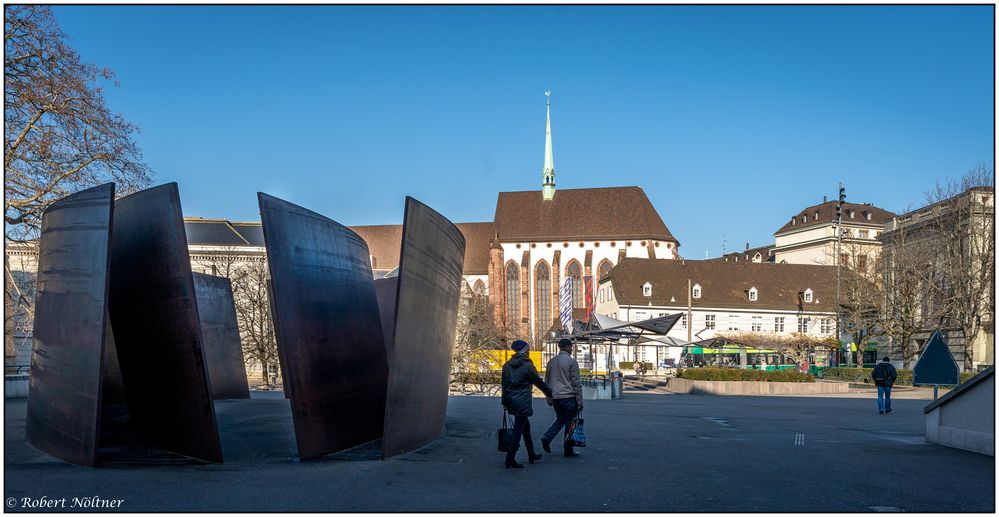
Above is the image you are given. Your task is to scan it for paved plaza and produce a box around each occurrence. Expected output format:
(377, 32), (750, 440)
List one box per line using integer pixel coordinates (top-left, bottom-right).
(4, 390), (994, 512)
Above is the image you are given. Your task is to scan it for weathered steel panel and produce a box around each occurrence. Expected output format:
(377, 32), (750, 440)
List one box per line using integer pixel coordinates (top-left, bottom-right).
(193, 272), (250, 400)
(25, 183), (115, 467)
(382, 197), (466, 458)
(373, 277), (399, 365)
(258, 193), (389, 460)
(107, 183), (223, 463)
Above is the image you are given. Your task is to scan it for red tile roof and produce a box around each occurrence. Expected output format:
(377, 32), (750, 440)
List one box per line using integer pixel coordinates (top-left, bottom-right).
(604, 258), (837, 313)
(776, 201), (895, 235)
(493, 186), (677, 244)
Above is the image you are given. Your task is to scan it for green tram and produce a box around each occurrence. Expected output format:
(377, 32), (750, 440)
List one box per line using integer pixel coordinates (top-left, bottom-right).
(681, 341), (880, 375)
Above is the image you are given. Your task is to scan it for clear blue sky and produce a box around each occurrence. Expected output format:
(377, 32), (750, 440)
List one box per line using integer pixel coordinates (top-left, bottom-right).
(52, 5), (994, 258)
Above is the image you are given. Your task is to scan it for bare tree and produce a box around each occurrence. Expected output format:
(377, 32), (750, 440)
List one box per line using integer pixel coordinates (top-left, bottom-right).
(5, 5), (150, 240)
(194, 249), (279, 388)
(451, 282), (504, 394)
(838, 240), (886, 364)
(879, 210), (935, 368)
(923, 163), (995, 371)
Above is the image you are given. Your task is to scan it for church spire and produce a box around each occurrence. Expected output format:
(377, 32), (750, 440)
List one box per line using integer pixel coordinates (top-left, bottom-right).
(542, 90), (556, 201)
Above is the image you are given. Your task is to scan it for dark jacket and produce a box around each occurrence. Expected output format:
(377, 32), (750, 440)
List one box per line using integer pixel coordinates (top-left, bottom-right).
(872, 361), (897, 387)
(501, 353), (552, 416)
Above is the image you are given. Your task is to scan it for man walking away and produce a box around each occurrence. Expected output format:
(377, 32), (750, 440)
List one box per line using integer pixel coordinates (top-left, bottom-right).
(501, 340), (553, 468)
(871, 356), (897, 415)
(541, 338), (584, 457)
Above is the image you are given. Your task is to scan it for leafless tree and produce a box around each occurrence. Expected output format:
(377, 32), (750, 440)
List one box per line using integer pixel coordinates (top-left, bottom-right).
(451, 282), (504, 394)
(5, 5), (150, 241)
(923, 163), (995, 370)
(879, 210), (936, 368)
(838, 240), (886, 364)
(194, 250), (279, 388)
(719, 331), (838, 368)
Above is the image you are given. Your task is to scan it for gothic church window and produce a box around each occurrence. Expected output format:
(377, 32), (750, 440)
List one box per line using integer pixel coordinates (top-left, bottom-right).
(535, 262), (551, 341)
(506, 263), (520, 334)
(566, 260), (583, 309)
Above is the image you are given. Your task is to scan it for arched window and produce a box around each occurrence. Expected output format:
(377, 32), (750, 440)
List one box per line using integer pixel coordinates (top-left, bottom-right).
(566, 260), (583, 308)
(506, 263), (520, 334)
(535, 262), (551, 341)
(472, 279), (486, 296)
(598, 259), (613, 280)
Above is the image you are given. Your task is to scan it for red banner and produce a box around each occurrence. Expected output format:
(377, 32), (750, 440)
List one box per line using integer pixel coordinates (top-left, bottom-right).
(584, 275), (594, 323)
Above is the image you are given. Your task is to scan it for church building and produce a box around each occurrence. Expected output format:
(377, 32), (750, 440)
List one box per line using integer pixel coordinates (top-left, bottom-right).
(182, 93), (681, 346)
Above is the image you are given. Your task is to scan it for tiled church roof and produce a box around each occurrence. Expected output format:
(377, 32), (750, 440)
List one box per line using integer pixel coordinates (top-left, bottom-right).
(604, 258), (837, 312)
(493, 186), (678, 244)
(776, 201), (895, 235)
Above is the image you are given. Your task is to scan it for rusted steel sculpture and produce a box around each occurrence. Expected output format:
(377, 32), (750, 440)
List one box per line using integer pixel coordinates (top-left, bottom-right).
(25, 184), (116, 467)
(258, 193), (389, 460)
(381, 197), (466, 458)
(107, 183), (223, 463)
(193, 272), (250, 400)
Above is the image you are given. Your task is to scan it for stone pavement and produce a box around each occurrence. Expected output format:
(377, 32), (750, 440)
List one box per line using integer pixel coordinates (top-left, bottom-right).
(4, 391), (993, 512)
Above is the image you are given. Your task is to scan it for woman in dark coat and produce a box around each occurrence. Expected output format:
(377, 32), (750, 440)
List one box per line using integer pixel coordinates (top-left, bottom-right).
(501, 339), (553, 468)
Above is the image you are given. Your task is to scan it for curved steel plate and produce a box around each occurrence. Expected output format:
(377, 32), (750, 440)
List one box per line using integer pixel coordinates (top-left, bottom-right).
(382, 197), (466, 458)
(258, 193), (389, 460)
(107, 183), (222, 463)
(193, 273), (250, 400)
(25, 183), (115, 466)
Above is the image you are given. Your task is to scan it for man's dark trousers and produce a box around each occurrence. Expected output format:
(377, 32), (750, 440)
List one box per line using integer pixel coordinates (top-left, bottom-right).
(542, 398), (578, 453)
(505, 415), (536, 462)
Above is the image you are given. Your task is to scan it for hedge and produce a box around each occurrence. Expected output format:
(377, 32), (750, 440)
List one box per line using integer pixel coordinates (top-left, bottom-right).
(676, 367), (815, 383)
(819, 367), (976, 386)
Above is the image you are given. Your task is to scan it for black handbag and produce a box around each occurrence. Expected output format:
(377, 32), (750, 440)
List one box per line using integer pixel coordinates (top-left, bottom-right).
(497, 409), (514, 452)
(565, 409), (586, 448)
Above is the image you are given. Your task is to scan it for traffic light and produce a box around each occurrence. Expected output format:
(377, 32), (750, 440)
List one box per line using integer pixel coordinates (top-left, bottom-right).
(835, 203), (841, 221)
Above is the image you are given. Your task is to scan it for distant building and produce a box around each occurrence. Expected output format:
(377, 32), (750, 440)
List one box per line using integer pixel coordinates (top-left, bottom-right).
(712, 243), (775, 263)
(879, 186), (995, 370)
(595, 257), (838, 365)
(773, 198), (895, 268)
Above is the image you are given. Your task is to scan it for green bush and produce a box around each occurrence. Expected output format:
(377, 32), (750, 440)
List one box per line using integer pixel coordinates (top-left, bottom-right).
(676, 367), (814, 383)
(450, 371), (500, 385)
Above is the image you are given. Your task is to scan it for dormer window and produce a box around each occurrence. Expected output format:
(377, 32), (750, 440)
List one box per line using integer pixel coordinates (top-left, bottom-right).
(642, 282), (652, 297)
(813, 211), (819, 221)
(752, 252), (762, 263)
(865, 212), (872, 221)
(692, 283), (701, 299)
(791, 218), (796, 226)
(803, 288), (814, 303)
(801, 215), (807, 223)
(748, 287), (758, 301)
(848, 209), (855, 219)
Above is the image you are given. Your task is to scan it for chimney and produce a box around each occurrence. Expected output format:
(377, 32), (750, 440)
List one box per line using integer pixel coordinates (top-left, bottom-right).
(823, 195), (827, 203)
(745, 242), (749, 251)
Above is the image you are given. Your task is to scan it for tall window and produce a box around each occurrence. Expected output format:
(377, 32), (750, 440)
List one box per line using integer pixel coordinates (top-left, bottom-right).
(506, 263), (520, 334)
(680, 313), (687, 329)
(566, 260), (583, 308)
(535, 262), (551, 340)
(820, 318), (832, 334)
(598, 259), (613, 280)
(704, 314), (716, 330)
(472, 279), (486, 297)
(751, 316), (762, 332)
(798, 317), (810, 333)
(856, 254), (867, 272)
(727, 314), (739, 331)
(774, 316), (785, 333)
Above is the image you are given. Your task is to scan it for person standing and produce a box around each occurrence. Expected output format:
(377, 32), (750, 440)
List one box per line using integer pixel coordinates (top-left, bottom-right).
(541, 338), (584, 457)
(871, 356), (898, 415)
(501, 339), (553, 468)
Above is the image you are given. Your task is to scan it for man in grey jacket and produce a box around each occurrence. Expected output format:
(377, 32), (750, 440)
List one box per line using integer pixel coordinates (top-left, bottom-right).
(540, 338), (584, 457)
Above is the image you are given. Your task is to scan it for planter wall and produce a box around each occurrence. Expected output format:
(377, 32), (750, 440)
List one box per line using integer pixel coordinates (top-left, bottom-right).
(667, 377), (848, 395)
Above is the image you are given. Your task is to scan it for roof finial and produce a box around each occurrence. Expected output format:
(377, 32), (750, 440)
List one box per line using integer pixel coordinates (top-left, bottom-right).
(542, 90), (556, 201)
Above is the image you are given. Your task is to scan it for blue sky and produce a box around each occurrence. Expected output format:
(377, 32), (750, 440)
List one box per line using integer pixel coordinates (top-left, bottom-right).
(52, 5), (994, 258)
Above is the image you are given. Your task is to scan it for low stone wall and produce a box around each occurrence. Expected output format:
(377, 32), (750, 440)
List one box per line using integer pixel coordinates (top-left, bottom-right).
(924, 368), (994, 456)
(666, 377), (848, 395)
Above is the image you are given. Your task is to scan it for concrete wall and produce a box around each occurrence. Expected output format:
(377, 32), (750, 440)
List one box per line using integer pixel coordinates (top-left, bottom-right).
(5, 375), (29, 398)
(667, 377), (848, 395)
(925, 372), (994, 456)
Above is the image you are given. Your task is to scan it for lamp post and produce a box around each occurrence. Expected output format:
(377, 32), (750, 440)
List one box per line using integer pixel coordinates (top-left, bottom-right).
(836, 184), (848, 367)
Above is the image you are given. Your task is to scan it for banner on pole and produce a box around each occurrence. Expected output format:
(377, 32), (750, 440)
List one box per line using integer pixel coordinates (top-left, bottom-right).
(584, 275), (594, 323)
(559, 278), (573, 332)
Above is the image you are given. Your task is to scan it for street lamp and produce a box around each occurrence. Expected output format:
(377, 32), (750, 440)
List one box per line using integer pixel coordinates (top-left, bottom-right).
(836, 184), (848, 367)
